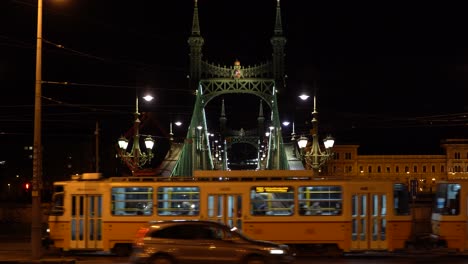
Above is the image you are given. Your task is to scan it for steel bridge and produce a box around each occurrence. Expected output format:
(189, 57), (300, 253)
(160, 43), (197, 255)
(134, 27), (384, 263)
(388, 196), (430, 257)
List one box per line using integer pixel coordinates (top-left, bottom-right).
(170, 0), (300, 176)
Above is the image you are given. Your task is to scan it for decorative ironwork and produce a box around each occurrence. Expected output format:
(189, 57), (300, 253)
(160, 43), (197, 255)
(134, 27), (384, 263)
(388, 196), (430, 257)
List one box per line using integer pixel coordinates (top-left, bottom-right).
(201, 61), (272, 78)
(200, 78), (275, 106)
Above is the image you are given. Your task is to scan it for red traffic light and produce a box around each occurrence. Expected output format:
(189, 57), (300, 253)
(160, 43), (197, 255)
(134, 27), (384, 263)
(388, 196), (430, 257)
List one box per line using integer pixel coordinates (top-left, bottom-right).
(25, 183), (30, 190)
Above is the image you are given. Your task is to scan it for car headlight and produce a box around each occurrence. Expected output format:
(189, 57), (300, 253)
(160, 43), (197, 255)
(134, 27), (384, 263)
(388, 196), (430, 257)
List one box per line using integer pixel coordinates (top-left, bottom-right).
(269, 248), (285, 255)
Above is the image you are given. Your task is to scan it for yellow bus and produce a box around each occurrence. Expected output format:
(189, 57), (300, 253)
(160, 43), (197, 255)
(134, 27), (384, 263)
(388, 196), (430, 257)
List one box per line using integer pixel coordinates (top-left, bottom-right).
(45, 170), (413, 256)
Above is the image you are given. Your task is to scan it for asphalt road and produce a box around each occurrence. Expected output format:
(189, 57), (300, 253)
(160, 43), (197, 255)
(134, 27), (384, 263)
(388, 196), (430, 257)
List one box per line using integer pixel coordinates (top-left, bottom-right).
(1, 226), (468, 264)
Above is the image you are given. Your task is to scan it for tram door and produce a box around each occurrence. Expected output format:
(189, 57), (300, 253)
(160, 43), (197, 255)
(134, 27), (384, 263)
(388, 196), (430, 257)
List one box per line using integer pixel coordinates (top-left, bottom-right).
(206, 194), (242, 229)
(70, 195), (102, 249)
(350, 193), (387, 250)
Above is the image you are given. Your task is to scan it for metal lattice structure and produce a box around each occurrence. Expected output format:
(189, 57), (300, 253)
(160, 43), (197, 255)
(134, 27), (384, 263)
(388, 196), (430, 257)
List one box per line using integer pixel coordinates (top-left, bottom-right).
(171, 0), (289, 176)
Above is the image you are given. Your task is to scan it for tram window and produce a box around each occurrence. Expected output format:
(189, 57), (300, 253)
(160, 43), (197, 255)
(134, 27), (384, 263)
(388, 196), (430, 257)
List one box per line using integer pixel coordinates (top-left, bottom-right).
(48, 192), (64, 216)
(434, 183), (460, 215)
(111, 187), (153, 216)
(298, 186), (343, 216)
(157, 187), (200, 216)
(393, 184), (410, 215)
(250, 186), (294, 216)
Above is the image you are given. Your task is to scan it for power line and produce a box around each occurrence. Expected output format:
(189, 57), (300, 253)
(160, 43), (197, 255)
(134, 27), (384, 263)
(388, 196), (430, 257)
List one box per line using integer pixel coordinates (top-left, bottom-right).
(42, 81), (193, 93)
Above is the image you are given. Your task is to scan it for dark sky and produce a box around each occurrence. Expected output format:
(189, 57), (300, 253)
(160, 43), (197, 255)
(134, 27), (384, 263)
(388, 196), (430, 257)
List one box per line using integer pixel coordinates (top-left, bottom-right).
(0, 0), (467, 156)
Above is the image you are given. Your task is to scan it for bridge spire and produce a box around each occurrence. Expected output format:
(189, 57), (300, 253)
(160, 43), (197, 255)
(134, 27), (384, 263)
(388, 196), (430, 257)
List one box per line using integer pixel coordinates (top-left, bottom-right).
(274, 0), (283, 36)
(271, 0), (287, 92)
(191, 0), (201, 36)
(188, 0), (204, 83)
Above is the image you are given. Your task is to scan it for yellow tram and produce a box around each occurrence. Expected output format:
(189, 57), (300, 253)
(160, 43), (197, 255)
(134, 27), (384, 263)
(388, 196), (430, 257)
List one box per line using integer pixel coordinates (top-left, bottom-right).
(45, 170), (413, 256)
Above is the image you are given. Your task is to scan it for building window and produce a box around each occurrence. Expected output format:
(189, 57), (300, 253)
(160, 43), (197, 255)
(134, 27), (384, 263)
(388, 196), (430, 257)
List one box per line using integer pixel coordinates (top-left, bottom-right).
(405, 166), (409, 173)
(413, 166), (418, 173)
(441, 165), (445, 173)
(423, 166), (427, 173)
(432, 165), (436, 173)
(359, 166), (363, 173)
(334, 153), (340, 160)
(377, 166), (381, 173)
(386, 167), (391, 173)
(345, 153), (352, 160)
(455, 152), (461, 159)
(368, 166), (372, 173)
(396, 166), (399, 173)
(347, 166), (353, 173)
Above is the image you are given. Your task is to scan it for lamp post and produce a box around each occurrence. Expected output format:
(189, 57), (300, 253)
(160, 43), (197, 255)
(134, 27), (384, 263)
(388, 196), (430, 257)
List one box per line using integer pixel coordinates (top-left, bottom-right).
(31, 0), (43, 259)
(117, 94), (155, 175)
(169, 121), (183, 142)
(296, 95), (335, 174)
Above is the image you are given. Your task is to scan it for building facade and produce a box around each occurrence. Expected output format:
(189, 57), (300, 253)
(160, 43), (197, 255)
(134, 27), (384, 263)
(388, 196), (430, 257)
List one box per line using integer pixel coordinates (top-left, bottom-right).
(326, 139), (468, 193)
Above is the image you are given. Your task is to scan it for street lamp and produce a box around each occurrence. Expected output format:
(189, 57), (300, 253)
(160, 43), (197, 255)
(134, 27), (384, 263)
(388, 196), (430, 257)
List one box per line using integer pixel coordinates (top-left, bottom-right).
(296, 95), (335, 174)
(168, 120), (183, 142)
(116, 94), (155, 175)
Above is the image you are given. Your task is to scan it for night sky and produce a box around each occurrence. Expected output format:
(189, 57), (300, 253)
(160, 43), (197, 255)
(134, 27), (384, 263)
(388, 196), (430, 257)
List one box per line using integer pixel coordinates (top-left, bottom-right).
(1, 0), (467, 159)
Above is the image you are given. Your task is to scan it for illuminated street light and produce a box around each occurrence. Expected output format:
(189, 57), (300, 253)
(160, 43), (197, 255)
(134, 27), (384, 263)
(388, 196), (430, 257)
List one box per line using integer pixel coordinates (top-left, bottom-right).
(169, 120), (183, 141)
(296, 95), (335, 174)
(116, 93), (155, 175)
(298, 94), (310, 101)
